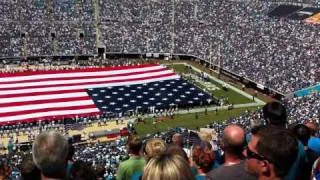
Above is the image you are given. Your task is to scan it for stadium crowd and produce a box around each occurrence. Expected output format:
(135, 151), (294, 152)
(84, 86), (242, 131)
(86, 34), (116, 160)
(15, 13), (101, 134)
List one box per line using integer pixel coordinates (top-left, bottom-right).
(0, 0), (320, 179)
(0, 92), (318, 180)
(0, 0), (96, 57)
(1, 0), (319, 94)
(0, 58), (318, 179)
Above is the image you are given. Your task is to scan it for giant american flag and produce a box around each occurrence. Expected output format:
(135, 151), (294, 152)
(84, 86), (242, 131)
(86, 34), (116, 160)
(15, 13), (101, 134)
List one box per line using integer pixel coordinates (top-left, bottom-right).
(0, 64), (213, 125)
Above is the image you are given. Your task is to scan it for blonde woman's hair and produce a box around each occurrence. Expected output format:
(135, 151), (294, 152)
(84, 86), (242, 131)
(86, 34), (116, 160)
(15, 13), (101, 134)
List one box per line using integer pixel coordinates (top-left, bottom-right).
(144, 138), (167, 161)
(142, 154), (195, 180)
(198, 131), (212, 143)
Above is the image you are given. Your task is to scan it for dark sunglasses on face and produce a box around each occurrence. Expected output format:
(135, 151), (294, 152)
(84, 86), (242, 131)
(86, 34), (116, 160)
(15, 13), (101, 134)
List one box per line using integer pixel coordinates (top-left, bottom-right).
(245, 146), (282, 168)
(245, 146), (282, 169)
(245, 146), (268, 161)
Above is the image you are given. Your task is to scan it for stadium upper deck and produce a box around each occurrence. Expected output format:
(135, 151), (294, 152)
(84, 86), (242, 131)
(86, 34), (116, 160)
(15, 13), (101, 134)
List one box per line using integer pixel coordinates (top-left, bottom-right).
(0, 0), (319, 94)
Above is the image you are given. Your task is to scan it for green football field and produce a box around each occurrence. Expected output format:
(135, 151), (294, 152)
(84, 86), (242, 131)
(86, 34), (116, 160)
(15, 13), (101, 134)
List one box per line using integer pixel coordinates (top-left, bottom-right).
(134, 106), (261, 136)
(134, 62), (263, 137)
(168, 63), (253, 104)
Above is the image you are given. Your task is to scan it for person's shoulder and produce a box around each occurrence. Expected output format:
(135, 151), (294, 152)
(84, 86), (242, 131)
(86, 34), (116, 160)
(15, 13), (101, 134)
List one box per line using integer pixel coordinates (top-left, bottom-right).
(119, 158), (132, 167)
(127, 156), (145, 164)
(309, 137), (320, 154)
(137, 158), (146, 165)
(207, 165), (225, 178)
(208, 162), (257, 180)
(310, 136), (320, 141)
(297, 140), (306, 156)
(309, 137), (320, 145)
(132, 156), (145, 161)
(195, 174), (209, 180)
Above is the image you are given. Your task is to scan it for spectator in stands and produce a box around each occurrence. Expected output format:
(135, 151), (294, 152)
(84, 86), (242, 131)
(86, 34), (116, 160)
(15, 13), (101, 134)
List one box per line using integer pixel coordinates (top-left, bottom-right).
(244, 126), (298, 180)
(7, 138), (14, 155)
(263, 101), (306, 180)
(292, 124), (319, 180)
(144, 138), (167, 162)
(69, 160), (96, 180)
(208, 125), (256, 180)
(0, 160), (11, 180)
(262, 101), (287, 127)
(172, 133), (184, 147)
(198, 131), (222, 168)
(94, 165), (106, 180)
(191, 140), (215, 179)
(66, 144), (75, 179)
(116, 135), (145, 180)
(198, 131), (212, 143)
(32, 131), (69, 180)
(172, 133), (190, 156)
(305, 120), (320, 155)
(142, 154), (194, 180)
(20, 157), (41, 180)
(130, 138), (167, 180)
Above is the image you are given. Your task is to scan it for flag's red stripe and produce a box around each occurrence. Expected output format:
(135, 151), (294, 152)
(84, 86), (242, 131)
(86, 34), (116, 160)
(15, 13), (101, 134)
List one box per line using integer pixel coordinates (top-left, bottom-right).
(0, 96), (91, 108)
(0, 112), (101, 125)
(0, 72), (177, 91)
(0, 105), (98, 118)
(0, 64), (158, 77)
(0, 67), (168, 84)
(0, 89), (84, 99)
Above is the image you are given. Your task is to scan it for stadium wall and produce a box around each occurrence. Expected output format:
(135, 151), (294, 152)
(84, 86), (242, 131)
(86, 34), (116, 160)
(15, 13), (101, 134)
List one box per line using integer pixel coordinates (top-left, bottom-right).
(294, 84), (320, 97)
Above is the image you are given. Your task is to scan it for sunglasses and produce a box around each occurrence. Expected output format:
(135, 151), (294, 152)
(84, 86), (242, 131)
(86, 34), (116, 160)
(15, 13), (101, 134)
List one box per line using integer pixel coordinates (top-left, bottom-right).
(245, 146), (271, 162)
(245, 147), (280, 168)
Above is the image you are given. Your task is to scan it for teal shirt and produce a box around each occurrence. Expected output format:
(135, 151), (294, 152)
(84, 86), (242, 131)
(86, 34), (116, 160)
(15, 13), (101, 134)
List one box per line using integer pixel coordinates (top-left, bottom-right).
(195, 174), (207, 180)
(285, 140), (306, 180)
(7, 142), (14, 153)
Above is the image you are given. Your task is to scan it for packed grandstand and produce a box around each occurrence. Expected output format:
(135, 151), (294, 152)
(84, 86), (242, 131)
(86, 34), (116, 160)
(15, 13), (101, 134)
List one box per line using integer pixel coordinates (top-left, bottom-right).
(0, 0), (319, 180)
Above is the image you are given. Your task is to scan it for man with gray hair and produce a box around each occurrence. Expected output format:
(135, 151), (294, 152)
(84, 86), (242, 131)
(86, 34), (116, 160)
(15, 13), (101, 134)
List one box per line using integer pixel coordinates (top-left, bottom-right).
(32, 131), (69, 180)
(172, 133), (190, 156)
(172, 133), (184, 147)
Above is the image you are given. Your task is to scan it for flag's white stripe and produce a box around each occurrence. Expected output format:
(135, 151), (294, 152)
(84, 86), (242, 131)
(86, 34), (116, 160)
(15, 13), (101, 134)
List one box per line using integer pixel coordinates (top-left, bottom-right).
(0, 75), (180, 95)
(0, 70), (174, 89)
(0, 92), (88, 104)
(0, 66), (164, 83)
(0, 100), (95, 113)
(0, 108), (100, 122)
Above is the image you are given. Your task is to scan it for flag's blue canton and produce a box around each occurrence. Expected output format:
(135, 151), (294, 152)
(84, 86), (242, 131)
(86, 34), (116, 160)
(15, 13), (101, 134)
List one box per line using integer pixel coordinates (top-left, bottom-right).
(87, 78), (214, 114)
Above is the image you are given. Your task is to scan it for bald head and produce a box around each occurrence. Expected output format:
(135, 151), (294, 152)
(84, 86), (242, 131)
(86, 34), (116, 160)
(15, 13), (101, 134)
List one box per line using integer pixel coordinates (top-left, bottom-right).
(222, 125), (245, 156)
(223, 125), (245, 145)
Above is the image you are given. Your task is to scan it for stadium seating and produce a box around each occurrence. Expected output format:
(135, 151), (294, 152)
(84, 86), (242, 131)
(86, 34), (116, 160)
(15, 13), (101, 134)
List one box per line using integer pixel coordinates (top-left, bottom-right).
(0, 0), (319, 179)
(0, 0), (319, 93)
